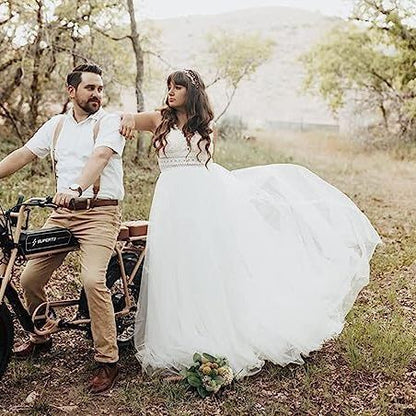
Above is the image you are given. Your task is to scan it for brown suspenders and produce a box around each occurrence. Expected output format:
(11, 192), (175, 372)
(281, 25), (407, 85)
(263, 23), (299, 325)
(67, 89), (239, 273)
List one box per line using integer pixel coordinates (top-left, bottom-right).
(50, 115), (103, 199)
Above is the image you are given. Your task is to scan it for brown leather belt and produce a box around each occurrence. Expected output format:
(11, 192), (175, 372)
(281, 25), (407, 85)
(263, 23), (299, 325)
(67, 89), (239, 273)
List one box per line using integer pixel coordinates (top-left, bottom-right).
(69, 198), (119, 211)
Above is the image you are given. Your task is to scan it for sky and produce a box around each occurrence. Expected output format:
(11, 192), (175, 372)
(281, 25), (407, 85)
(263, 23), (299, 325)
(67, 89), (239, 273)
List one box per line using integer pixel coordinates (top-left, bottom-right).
(138, 0), (353, 19)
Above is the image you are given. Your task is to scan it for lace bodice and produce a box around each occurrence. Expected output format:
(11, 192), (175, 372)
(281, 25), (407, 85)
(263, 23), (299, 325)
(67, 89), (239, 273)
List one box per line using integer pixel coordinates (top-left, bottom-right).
(157, 128), (213, 171)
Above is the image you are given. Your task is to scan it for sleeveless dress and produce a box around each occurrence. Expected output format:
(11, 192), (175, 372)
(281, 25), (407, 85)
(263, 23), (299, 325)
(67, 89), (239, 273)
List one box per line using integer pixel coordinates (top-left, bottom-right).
(134, 127), (381, 378)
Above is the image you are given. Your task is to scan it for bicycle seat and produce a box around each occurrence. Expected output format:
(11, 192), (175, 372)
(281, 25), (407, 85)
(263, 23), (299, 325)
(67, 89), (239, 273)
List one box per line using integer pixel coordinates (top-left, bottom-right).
(117, 221), (148, 240)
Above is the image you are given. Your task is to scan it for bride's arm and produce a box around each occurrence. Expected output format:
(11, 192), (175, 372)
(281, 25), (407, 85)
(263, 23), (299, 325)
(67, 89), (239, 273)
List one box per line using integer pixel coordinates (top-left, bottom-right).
(120, 111), (162, 139)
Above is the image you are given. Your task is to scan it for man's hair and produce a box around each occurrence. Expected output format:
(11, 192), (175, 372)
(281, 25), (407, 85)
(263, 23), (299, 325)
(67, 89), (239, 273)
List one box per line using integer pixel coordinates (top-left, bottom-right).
(66, 64), (102, 89)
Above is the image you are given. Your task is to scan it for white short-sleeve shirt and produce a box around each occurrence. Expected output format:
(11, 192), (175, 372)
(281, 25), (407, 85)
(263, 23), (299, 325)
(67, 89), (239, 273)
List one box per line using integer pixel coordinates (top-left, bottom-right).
(25, 108), (125, 200)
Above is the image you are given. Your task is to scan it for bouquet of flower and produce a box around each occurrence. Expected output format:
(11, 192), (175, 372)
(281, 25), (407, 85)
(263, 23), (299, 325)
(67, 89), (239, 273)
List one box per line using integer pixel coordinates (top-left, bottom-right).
(180, 352), (234, 398)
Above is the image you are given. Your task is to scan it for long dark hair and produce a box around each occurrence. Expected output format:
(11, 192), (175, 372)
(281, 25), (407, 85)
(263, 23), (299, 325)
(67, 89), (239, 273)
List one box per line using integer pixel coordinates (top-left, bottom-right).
(153, 69), (214, 166)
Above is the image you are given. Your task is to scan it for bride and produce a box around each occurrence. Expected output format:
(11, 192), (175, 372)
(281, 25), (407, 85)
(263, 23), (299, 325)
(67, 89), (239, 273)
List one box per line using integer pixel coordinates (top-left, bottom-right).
(120, 69), (381, 378)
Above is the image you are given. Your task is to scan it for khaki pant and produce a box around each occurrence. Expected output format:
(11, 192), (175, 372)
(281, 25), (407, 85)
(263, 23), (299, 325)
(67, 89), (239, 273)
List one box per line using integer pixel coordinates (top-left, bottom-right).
(20, 206), (121, 363)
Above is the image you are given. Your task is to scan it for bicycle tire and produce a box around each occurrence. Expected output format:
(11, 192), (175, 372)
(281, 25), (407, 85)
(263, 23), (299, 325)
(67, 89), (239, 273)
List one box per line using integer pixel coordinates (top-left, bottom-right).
(0, 302), (14, 379)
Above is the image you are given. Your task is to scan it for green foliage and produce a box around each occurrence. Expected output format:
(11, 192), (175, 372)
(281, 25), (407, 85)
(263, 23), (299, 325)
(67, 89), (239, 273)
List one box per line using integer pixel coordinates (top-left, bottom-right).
(217, 116), (247, 141)
(206, 31), (275, 121)
(301, 0), (416, 142)
(207, 31), (275, 88)
(0, 1), (160, 143)
(302, 23), (392, 111)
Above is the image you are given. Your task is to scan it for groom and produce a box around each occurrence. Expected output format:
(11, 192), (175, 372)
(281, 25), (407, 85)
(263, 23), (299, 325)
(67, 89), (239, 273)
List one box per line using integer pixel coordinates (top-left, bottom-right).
(0, 64), (125, 393)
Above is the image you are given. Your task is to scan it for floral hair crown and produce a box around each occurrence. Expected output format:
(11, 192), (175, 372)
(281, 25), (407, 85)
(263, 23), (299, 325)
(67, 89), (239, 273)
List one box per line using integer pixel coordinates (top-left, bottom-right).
(183, 69), (200, 89)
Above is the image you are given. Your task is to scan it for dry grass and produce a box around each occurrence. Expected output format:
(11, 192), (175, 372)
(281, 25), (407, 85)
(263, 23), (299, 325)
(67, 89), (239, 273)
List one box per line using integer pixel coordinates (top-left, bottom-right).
(0, 130), (415, 416)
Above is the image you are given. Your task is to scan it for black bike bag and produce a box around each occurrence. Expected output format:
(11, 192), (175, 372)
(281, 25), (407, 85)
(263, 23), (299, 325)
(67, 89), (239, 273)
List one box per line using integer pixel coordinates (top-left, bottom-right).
(19, 227), (79, 256)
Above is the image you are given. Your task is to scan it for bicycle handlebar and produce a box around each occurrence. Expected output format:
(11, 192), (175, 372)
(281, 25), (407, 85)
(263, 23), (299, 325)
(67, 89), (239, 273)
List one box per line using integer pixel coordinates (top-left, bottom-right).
(25, 197), (58, 209)
(10, 196), (59, 211)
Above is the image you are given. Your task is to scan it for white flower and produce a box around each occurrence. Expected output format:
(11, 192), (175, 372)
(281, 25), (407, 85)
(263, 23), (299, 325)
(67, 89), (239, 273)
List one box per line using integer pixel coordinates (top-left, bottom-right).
(219, 366), (234, 385)
(203, 380), (221, 393)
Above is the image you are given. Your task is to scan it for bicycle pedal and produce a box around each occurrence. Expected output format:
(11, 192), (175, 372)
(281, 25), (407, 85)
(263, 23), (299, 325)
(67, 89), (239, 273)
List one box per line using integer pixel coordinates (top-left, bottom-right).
(117, 324), (135, 344)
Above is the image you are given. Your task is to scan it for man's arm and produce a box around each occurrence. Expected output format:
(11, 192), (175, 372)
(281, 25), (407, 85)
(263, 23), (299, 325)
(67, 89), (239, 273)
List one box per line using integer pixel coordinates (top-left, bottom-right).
(0, 147), (37, 179)
(76, 146), (114, 191)
(53, 146), (114, 207)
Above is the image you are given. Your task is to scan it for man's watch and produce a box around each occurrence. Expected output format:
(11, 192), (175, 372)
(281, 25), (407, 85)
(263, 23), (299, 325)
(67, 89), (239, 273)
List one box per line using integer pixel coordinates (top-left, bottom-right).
(69, 184), (83, 197)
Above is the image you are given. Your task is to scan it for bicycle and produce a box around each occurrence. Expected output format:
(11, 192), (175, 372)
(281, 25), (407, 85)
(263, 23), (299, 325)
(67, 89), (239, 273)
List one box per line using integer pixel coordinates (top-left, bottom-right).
(0, 195), (147, 379)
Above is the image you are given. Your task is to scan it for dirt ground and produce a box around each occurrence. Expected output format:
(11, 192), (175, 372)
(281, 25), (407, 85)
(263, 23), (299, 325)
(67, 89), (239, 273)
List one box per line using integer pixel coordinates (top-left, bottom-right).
(0, 131), (415, 416)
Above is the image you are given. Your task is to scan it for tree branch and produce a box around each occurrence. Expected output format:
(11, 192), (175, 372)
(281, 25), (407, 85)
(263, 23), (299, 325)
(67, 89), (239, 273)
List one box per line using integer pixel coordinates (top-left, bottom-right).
(354, 0), (416, 50)
(93, 26), (132, 42)
(370, 69), (404, 101)
(143, 50), (173, 69)
(206, 75), (221, 89)
(0, 103), (24, 143)
(0, 56), (22, 73)
(0, 66), (23, 103)
(52, 45), (91, 62)
(215, 85), (238, 123)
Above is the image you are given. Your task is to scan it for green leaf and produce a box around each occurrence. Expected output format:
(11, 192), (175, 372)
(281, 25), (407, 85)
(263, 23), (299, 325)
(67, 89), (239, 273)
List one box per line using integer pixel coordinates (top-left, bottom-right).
(219, 357), (229, 366)
(193, 352), (202, 363)
(202, 353), (216, 362)
(187, 375), (202, 387)
(214, 376), (224, 384)
(197, 385), (209, 398)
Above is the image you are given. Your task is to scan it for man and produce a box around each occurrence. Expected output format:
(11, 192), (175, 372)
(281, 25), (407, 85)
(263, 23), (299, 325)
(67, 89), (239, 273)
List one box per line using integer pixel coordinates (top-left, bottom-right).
(0, 64), (125, 393)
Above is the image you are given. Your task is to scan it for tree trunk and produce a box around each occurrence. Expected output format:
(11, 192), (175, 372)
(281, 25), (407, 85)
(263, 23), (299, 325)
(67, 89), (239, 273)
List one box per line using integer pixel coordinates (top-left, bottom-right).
(126, 0), (146, 160)
(29, 0), (45, 131)
(215, 85), (238, 123)
(379, 102), (388, 129)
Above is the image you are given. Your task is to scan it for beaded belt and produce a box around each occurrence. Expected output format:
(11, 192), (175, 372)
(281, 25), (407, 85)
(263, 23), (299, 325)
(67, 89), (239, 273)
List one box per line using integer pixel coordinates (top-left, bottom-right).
(158, 157), (205, 171)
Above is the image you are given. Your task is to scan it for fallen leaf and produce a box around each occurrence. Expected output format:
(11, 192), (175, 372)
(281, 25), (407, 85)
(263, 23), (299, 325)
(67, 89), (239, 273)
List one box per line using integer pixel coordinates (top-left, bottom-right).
(24, 391), (39, 405)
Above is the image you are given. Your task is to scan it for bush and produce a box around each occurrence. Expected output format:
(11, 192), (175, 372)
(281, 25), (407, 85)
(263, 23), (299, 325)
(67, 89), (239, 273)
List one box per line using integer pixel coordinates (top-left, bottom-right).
(216, 116), (247, 141)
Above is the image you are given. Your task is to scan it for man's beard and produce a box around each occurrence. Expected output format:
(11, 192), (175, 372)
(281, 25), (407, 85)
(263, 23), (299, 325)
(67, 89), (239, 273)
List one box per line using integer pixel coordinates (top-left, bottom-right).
(77, 98), (101, 114)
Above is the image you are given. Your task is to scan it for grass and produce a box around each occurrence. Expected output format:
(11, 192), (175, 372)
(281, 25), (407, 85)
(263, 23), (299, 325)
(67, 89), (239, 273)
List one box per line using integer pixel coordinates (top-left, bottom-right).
(338, 311), (415, 378)
(4, 359), (41, 386)
(371, 233), (416, 277)
(0, 130), (415, 415)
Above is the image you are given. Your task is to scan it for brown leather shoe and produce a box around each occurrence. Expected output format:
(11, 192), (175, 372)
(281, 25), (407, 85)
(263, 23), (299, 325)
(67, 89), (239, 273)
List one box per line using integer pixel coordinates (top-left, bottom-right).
(88, 363), (119, 394)
(13, 338), (52, 359)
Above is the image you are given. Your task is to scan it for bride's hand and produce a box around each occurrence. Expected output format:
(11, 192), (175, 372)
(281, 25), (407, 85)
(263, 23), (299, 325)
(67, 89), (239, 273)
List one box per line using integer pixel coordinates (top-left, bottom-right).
(120, 113), (136, 140)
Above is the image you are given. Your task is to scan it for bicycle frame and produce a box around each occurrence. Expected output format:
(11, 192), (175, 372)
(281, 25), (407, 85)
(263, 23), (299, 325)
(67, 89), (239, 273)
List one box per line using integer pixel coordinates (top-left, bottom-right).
(0, 197), (146, 337)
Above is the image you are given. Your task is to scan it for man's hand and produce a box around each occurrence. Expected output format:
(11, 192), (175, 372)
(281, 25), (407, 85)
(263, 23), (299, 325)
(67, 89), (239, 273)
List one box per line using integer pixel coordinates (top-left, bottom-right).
(120, 113), (136, 140)
(53, 190), (80, 208)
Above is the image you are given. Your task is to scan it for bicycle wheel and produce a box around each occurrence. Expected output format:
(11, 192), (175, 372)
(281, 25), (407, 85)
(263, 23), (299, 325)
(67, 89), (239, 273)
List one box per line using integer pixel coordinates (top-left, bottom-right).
(0, 302), (14, 379)
(107, 251), (143, 347)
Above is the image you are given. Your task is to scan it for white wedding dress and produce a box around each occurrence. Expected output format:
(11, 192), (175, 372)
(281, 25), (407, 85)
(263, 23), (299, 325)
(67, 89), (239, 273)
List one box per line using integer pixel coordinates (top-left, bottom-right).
(134, 128), (381, 378)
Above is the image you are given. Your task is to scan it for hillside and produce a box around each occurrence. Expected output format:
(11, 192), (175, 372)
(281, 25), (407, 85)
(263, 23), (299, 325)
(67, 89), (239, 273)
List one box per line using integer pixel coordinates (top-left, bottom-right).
(136, 6), (340, 127)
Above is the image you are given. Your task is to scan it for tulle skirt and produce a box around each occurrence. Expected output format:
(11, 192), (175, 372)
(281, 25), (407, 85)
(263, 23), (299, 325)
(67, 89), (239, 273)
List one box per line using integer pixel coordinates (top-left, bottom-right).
(134, 163), (381, 378)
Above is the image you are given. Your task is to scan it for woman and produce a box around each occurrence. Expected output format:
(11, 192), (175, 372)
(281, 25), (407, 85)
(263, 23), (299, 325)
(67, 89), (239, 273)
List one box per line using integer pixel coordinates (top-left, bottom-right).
(120, 69), (381, 378)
